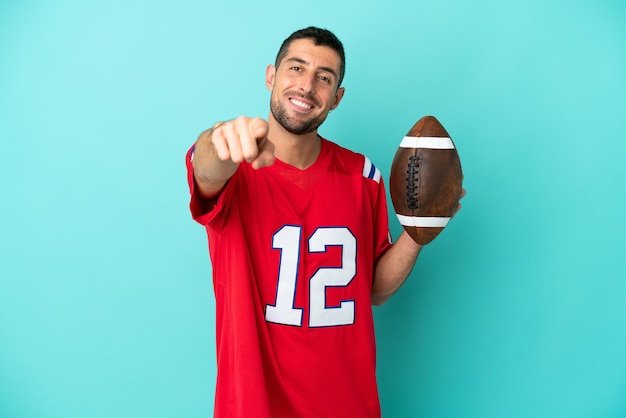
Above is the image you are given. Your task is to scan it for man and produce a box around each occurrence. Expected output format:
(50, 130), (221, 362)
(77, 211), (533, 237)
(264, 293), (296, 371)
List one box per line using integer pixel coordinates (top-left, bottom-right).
(186, 27), (441, 417)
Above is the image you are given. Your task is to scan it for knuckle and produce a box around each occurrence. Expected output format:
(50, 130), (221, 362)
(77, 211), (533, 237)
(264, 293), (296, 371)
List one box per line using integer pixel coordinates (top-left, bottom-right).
(234, 116), (250, 129)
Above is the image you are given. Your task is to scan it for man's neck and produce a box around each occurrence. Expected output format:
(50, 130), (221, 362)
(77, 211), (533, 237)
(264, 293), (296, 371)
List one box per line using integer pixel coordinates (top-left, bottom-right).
(268, 117), (321, 170)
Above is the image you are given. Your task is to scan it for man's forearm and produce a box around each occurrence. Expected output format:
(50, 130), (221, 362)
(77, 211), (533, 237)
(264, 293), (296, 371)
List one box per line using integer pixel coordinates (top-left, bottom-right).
(371, 232), (422, 306)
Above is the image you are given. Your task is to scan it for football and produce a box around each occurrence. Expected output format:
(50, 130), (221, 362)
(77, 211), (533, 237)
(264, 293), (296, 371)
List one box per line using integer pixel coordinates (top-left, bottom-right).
(389, 116), (463, 245)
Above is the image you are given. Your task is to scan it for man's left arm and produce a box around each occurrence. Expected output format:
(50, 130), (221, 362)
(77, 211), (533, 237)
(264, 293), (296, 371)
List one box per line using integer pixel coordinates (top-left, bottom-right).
(372, 188), (465, 305)
(371, 231), (422, 306)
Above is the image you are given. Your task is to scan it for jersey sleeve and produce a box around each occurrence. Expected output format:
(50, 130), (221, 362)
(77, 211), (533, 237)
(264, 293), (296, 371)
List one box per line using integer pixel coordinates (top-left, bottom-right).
(185, 144), (236, 227)
(375, 176), (394, 261)
(362, 154), (394, 262)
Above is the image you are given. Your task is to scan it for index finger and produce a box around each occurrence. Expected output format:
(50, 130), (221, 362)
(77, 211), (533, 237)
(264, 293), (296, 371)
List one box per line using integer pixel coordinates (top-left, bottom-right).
(233, 117), (266, 162)
(250, 117), (269, 141)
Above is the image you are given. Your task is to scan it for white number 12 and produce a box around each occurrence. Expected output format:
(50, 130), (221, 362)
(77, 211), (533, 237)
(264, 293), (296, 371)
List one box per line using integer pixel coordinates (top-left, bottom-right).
(265, 225), (357, 328)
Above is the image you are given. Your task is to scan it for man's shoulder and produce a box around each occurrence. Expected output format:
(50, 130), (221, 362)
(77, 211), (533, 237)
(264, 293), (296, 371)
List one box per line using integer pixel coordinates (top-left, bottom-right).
(321, 136), (381, 184)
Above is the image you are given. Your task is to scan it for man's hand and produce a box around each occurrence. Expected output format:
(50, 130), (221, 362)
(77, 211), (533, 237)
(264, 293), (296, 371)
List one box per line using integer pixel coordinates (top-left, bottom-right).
(193, 116), (275, 198)
(210, 116), (274, 169)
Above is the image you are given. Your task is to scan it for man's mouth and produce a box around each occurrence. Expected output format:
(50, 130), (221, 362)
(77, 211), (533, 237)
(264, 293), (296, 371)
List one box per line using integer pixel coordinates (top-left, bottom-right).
(289, 98), (313, 110)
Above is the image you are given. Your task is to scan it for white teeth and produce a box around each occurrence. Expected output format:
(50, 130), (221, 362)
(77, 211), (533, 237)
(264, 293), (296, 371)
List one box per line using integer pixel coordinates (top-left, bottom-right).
(291, 99), (312, 109)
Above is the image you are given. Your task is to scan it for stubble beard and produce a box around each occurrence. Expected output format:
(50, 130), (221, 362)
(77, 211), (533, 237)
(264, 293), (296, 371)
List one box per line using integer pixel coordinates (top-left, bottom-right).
(270, 94), (328, 135)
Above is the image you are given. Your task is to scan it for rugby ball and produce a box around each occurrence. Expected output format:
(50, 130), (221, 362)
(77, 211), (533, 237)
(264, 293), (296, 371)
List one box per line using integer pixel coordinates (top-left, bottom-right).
(389, 116), (463, 245)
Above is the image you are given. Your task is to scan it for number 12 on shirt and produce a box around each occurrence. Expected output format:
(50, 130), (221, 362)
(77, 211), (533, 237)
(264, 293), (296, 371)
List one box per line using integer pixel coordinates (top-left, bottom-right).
(265, 225), (357, 328)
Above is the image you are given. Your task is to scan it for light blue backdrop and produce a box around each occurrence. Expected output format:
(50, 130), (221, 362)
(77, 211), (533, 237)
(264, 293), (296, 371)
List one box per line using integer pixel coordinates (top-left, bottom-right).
(1, 0), (625, 417)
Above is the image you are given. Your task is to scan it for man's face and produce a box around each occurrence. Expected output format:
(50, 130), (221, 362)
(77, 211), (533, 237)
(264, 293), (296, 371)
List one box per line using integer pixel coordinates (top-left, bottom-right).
(266, 38), (345, 135)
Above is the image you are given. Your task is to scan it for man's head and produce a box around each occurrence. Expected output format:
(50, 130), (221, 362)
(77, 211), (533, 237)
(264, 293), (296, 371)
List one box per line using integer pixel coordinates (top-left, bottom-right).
(275, 27), (346, 88)
(267, 27), (346, 135)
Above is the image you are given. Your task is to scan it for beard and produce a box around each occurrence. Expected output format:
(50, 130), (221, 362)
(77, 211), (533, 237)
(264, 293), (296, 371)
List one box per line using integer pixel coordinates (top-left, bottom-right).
(270, 93), (329, 135)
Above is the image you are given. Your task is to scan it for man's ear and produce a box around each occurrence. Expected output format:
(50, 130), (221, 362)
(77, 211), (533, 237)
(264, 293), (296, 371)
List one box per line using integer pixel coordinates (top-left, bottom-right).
(266, 65), (276, 90)
(331, 86), (345, 110)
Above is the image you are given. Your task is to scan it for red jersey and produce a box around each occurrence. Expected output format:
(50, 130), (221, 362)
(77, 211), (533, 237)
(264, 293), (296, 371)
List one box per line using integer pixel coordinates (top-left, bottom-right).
(186, 137), (393, 418)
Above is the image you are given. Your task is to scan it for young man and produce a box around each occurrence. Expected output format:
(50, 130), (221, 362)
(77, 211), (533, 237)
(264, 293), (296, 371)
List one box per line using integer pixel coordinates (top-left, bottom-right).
(187, 27), (428, 417)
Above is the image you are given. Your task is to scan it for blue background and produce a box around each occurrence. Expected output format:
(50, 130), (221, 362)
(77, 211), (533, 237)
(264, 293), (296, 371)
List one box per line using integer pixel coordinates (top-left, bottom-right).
(1, 0), (625, 417)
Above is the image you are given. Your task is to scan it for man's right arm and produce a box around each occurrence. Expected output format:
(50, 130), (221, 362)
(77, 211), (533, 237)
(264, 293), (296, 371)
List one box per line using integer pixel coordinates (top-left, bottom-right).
(192, 116), (274, 199)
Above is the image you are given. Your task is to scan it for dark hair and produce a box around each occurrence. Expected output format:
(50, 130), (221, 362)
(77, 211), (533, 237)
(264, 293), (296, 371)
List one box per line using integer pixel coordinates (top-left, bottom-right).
(275, 26), (346, 87)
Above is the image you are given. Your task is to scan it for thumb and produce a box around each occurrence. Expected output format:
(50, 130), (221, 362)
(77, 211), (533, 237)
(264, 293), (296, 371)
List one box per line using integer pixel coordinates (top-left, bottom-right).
(251, 136), (275, 170)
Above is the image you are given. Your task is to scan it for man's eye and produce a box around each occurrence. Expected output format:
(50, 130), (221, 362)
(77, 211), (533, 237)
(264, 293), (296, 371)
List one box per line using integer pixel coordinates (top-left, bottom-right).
(290, 66), (301, 71)
(319, 76), (331, 84)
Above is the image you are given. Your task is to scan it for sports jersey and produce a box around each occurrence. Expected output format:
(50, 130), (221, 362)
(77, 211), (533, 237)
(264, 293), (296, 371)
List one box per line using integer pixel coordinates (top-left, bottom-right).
(186, 136), (393, 418)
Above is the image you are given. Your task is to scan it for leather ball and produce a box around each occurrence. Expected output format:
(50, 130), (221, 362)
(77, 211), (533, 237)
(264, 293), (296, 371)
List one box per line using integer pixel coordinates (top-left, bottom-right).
(389, 116), (463, 245)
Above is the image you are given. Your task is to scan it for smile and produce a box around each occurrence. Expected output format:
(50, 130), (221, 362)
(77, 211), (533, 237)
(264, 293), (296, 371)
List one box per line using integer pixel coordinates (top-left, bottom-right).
(290, 98), (313, 110)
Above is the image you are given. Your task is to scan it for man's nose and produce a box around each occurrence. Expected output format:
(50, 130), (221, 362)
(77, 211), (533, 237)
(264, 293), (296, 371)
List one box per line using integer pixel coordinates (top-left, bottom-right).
(298, 73), (316, 94)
